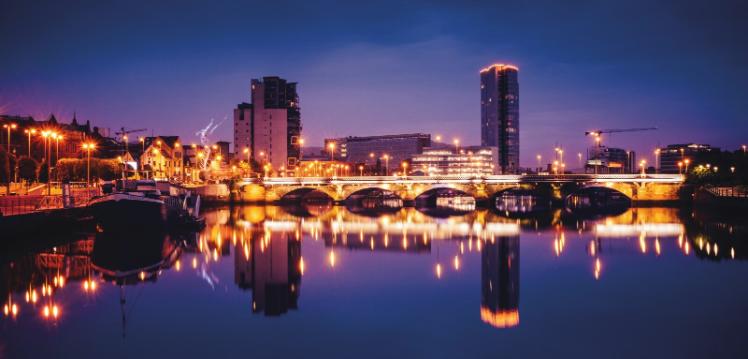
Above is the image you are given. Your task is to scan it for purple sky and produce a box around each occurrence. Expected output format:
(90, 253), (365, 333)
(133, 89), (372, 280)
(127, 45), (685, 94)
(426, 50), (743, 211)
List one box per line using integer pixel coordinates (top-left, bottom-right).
(1, 0), (747, 166)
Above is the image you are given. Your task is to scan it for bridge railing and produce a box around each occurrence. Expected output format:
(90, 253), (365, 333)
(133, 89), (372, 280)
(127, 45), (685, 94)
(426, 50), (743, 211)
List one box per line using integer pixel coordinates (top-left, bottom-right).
(253, 173), (684, 186)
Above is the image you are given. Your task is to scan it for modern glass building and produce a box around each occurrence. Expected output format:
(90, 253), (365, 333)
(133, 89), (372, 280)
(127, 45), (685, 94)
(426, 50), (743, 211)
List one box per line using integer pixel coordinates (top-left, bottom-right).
(324, 133), (431, 169)
(480, 64), (519, 174)
(658, 143), (717, 173)
(410, 146), (498, 176)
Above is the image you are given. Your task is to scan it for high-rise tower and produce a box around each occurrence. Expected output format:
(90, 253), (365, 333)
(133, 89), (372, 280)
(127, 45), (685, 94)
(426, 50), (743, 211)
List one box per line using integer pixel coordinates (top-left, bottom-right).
(234, 76), (301, 173)
(480, 64), (519, 174)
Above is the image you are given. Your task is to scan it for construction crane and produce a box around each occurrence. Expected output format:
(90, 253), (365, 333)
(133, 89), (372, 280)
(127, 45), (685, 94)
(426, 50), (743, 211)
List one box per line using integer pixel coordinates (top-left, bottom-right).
(114, 127), (147, 153)
(585, 127), (657, 146)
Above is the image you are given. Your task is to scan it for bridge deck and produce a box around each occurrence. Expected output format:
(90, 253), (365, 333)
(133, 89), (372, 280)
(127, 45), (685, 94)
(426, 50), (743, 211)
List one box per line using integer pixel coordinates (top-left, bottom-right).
(253, 174), (684, 186)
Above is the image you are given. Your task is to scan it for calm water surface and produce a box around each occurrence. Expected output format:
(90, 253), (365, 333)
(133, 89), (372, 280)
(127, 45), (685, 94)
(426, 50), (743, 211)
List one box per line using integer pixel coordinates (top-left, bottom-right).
(1, 205), (747, 358)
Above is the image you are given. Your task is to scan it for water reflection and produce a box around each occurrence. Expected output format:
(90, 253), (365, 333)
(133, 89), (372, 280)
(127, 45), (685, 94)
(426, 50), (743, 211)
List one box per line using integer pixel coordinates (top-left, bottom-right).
(1, 204), (746, 338)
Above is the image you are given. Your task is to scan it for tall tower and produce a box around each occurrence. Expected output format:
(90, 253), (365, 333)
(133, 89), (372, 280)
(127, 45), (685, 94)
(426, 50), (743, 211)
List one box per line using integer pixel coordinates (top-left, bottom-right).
(480, 64), (519, 174)
(234, 76), (301, 173)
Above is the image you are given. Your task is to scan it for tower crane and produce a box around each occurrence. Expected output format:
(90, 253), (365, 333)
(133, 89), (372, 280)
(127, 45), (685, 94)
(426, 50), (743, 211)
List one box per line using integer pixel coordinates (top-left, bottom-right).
(585, 127), (657, 146)
(114, 127), (147, 153)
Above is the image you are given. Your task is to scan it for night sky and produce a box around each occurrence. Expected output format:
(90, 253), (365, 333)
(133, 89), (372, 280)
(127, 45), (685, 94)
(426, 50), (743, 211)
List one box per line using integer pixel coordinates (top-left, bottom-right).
(1, 0), (746, 166)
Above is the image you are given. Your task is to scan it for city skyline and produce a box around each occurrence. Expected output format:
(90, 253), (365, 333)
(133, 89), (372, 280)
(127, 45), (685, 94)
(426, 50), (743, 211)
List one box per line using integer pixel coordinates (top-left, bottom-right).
(2, 0), (747, 167)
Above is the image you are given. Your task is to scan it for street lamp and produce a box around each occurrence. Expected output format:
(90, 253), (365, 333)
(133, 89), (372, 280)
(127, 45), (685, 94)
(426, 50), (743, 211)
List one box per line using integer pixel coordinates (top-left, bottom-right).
(54, 133), (63, 165)
(577, 152), (583, 168)
(139, 137), (145, 153)
(435, 135), (442, 142)
(654, 148), (661, 174)
(730, 166), (736, 174)
(298, 138), (305, 162)
(677, 161), (683, 175)
(3, 123), (17, 153)
(382, 154), (390, 176)
(327, 142), (336, 161)
(743, 145), (747, 154)
(82, 142), (96, 186)
(536, 154), (542, 171)
(24, 128), (36, 157)
(453, 138), (460, 153)
(684, 158), (691, 173)
(358, 165), (364, 176)
(401, 161), (408, 177)
(639, 159), (647, 177)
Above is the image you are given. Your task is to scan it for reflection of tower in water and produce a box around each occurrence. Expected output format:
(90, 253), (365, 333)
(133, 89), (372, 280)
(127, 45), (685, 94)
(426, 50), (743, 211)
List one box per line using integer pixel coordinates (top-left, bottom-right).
(234, 229), (302, 316)
(481, 236), (520, 328)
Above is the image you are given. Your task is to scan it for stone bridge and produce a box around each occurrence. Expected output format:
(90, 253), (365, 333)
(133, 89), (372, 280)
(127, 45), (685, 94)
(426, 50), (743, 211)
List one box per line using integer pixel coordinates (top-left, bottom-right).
(234, 174), (685, 204)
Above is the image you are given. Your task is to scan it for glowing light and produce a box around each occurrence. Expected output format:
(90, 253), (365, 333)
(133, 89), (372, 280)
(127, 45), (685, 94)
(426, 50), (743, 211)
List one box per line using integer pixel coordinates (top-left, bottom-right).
(594, 258), (602, 280)
(299, 257), (306, 275)
(655, 239), (661, 256)
(175, 259), (182, 272)
(192, 257), (198, 269)
(435, 263), (443, 279)
(453, 255), (461, 271)
(328, 251), (336, 268)
(480, 307), (519, 328)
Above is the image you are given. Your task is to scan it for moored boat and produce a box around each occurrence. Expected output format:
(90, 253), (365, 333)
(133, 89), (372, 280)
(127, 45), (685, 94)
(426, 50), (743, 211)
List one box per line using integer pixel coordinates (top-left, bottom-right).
(88, 180), (167, 229)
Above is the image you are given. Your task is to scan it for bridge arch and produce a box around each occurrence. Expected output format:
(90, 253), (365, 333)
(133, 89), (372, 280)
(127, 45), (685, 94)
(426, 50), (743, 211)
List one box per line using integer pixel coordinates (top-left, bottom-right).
(415, 187), (474, 206)
(280, 187), (335, 204)
(566, 186), (631, 210)
(344, 187), (404, 213)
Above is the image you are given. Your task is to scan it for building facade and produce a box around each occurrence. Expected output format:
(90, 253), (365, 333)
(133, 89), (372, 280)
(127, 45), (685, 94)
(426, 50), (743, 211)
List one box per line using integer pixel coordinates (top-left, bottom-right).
(410, 146), (498, 176)
(585, 146), (635, 174)
(480, 64), (520, 174)
(324, 133), (431, 169)
(140, 136), (183, 180)
(658, 143), (717, 173)
(234, 77), (301, 173)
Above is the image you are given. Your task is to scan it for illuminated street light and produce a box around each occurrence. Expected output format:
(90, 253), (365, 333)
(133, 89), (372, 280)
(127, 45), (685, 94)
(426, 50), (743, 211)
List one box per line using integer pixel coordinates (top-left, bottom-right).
(82, 142), (97, 186)
(24, 128), (37, 157)
(654, 148), (661, 174)
(328, 142), (336, 161)
(3, 123), (17, 154)
(639, 159), (647, 177)
(536, 154), (542, 171)
(453, 138), (460, 153)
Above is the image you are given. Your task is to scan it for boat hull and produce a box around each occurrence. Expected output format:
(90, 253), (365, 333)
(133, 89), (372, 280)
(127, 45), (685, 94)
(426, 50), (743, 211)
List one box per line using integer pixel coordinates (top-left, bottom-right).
(88, 193), (167, 230)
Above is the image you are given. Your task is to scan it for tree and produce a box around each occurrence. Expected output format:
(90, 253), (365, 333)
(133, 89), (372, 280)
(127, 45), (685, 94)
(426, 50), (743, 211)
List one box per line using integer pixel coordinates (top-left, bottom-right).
(17, 156), (40, 182)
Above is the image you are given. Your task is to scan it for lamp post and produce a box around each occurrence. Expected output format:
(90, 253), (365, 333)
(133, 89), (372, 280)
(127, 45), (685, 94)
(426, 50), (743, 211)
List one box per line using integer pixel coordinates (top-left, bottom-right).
(453, 138), (460, 154)
(401, 161), (408, 177)
(3, 123), (17, 153)
(639, 159), (647, 178)
(654, 148), (661, 174)
(54, 133), (63, 164)
(139, 137), (145, 153)
(358, 165), (364, 176)
(536, 154), (542, 172)
(82, 142), (96, 187)
(677, 161), (683, 175)
(24, 128), (36, 157)
(328, 142), (335, 161)
(382, 154), (390, 176)
(298, 138), (304, 162)
(684, 158), (691, 174)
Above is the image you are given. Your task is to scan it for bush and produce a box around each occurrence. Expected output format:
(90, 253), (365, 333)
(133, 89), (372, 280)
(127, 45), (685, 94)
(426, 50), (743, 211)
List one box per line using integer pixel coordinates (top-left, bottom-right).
(55, 158), (123, 181)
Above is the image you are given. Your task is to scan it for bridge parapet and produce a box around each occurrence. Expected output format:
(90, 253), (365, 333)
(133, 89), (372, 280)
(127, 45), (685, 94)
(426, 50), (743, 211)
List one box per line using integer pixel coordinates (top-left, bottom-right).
(234, 174), (685, 203)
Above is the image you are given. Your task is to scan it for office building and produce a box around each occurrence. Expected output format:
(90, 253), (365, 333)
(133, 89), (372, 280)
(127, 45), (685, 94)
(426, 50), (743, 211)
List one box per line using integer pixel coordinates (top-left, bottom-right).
(410, 146), (498, 176)
(234, 76), (301, 173)
(480, 64), (520, 174)
(658, 143), (717, 173)
(585, 146), (635, 174)
(324, 133), (431, 169)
